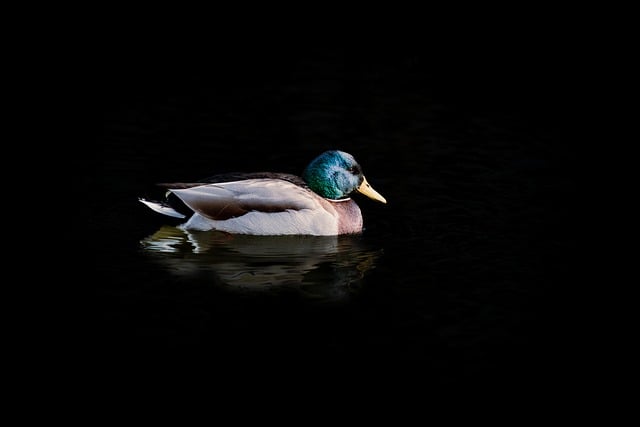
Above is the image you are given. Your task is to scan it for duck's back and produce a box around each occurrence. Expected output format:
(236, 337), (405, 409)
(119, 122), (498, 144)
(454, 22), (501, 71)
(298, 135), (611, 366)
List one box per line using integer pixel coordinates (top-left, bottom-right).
(158, 172), (309, 191)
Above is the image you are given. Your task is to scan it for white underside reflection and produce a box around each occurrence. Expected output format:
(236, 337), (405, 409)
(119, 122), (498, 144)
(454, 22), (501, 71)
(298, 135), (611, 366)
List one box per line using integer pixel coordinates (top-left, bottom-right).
(140, 225), (383, 302)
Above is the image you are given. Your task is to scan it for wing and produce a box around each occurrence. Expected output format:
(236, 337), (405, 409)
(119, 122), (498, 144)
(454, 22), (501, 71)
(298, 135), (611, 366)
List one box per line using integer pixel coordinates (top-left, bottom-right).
(168, 179), (321, 220)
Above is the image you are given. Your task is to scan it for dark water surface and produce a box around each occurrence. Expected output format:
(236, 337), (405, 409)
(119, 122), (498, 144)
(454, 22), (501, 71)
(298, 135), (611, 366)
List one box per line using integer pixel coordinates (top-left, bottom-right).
(85, 48), (580, 387)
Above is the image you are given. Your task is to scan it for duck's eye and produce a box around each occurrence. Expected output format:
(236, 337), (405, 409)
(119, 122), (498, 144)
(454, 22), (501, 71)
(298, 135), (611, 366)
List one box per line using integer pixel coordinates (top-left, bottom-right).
(348, 165), (361, 175)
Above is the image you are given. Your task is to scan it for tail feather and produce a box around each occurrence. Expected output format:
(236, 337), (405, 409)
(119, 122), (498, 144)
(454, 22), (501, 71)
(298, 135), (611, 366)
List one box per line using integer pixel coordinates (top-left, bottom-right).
(138, 198), (186, 219)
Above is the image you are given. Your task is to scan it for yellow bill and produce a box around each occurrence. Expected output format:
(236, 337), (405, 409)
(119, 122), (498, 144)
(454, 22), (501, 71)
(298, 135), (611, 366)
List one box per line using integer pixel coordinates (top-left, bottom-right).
(357, 177), (387, 204)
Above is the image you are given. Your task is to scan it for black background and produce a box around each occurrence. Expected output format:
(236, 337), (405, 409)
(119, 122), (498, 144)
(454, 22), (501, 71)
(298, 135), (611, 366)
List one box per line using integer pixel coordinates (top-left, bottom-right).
(72, 17), (593, 394)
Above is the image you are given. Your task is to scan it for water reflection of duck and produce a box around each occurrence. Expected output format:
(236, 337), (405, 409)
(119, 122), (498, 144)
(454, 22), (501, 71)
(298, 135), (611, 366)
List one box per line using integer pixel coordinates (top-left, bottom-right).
(140, 225), (383, 301)
(139, 150), (386, 236)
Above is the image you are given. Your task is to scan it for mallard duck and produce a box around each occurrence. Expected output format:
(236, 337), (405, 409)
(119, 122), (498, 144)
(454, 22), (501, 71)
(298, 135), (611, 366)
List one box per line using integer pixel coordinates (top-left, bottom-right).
(139, 150), (386, 236)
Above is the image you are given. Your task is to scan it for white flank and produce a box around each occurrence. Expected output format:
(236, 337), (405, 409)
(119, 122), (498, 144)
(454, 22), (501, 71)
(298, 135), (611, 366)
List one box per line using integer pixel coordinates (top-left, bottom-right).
(171, 179), (341, 236)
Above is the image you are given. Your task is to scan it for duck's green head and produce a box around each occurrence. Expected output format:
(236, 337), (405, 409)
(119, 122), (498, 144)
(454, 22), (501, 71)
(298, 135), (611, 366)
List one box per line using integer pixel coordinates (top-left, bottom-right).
(302, 150), (387, 203)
